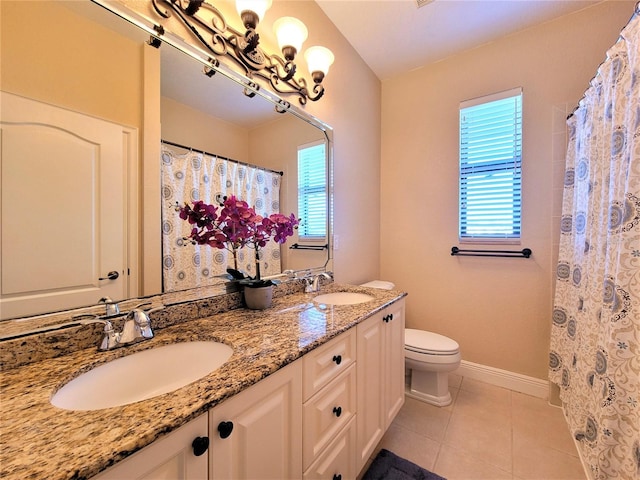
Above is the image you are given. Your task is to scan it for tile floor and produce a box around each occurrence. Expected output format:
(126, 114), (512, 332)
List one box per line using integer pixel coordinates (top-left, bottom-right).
(371, 375), (586, 480)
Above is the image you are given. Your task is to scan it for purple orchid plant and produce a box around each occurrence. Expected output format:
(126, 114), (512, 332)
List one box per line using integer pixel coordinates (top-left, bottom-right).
(178, 195), (299, 287)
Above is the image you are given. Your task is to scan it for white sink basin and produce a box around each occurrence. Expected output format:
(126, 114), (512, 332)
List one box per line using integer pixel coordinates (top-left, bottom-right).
(313, 292), (374, 305)
(51, 341), (233, 411)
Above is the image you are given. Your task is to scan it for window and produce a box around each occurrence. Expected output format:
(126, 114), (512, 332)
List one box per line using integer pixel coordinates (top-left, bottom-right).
(459, 87), (522, 242)
(298, 140), (327, 239)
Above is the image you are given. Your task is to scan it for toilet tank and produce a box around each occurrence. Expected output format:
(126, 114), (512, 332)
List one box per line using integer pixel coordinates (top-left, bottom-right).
(360, 280), (395, 290)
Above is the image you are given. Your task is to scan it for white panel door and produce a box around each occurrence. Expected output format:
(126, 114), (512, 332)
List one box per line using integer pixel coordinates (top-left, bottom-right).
(0, 91), (129, 319)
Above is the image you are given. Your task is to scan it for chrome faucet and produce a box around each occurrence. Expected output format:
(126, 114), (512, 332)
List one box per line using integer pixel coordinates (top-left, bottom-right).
(99, 296), (120, 317)
(305, 271), (333, 293)
(71, 302), (161, 350)
(118, 302), (156, 345)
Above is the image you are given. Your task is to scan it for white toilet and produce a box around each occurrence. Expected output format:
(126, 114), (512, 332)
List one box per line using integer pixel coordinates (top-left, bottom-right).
(361, 280), (462, 407)
(404, 328), (461, 406)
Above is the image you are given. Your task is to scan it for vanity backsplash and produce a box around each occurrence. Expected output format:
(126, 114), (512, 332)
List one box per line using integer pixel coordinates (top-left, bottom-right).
(0, 278), (317, 370)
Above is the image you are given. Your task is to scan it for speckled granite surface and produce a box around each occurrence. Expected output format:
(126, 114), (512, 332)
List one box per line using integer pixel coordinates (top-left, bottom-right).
(0, 284), (406, 480)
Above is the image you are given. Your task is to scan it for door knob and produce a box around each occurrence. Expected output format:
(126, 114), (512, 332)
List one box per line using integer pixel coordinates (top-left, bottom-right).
(99, 271), (119, 281)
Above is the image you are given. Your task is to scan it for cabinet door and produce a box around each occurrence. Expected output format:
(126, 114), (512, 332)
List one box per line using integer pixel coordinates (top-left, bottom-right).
(209, 361), (302, 480)
(92, 413), (208, 480)
(384, 300), (406, 429)
(355, 312), (385, 471)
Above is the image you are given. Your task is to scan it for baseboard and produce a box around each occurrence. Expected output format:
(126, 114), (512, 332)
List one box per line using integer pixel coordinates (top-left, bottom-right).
(454, 360), (549, 399)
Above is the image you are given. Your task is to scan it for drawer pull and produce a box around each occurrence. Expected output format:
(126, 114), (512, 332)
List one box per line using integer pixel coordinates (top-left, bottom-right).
(333, 475), (342, 480)
(332, 406), (342, 417)
(218, 421), (234, 439)
(332, 355), (342, 365)
(389, 313), (394, 321)
(191, 436), (209, 456)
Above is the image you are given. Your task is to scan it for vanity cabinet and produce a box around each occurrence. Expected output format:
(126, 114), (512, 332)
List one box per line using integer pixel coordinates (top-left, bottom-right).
(209, 361), (302, 480)
(92, 413), (208, 480)
(355, 300), (405, 471)
(91, 298), (405, 480)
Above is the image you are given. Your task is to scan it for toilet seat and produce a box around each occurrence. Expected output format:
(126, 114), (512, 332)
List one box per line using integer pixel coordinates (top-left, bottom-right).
(405, 328), (459, 356)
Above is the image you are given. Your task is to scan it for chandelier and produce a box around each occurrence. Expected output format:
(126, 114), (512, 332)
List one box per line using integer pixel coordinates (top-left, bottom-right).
(149, 0), (335, 104)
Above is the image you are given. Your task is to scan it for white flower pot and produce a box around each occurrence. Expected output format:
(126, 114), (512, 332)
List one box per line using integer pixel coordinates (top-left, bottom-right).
(243, 285), (273, 310)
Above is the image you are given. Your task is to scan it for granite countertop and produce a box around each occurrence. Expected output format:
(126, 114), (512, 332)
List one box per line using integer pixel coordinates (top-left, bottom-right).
(0, 284), (406, 480)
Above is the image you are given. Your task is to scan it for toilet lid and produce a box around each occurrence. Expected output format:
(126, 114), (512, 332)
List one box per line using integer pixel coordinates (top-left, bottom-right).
(405, 328), (459, 355)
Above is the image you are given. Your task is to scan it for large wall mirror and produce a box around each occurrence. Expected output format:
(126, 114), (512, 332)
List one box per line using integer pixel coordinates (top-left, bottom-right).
(0, 0), (333, 325)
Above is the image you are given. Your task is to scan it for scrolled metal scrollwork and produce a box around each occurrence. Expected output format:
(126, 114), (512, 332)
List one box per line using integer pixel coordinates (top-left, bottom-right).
(148, 0), (325, 105)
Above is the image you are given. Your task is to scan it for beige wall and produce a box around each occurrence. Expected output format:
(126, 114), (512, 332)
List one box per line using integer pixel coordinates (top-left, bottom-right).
(161, 96), (250, 161)
(0, 1), (142, 129)
(380, 0), (636, 379)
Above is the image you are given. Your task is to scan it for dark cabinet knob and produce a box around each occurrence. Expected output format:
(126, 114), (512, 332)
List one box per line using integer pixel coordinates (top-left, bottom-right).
(332, 406), (342, 417)
(218, 421), (234, 439)
(332, 355), (342, 365)
(389, 313), (394, 321)
(383, 315), (389, 323)
(191, 436), (209, 456)
(333, 475), (342, 480)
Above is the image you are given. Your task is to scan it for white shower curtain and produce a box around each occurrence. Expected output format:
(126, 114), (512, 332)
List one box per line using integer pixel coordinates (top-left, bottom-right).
(549, 6), (639, 480)
(161, 145), (283, 292)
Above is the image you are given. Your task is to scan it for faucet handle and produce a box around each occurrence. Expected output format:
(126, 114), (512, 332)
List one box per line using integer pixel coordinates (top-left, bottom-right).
(99, 321), (119, 351)
(133, 309), (154, 340)
(131, 306), (162, 340)
(119, 312), (143, 345)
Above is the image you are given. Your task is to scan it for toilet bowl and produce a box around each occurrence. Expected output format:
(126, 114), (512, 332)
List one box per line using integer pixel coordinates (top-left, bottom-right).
(405, 328), (461, 406)
(361, 280), (461, 407)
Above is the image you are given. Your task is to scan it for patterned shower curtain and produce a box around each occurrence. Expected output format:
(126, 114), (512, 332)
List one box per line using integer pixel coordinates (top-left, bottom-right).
(161, 144), (283, 292)
(549, 6), (640, 480)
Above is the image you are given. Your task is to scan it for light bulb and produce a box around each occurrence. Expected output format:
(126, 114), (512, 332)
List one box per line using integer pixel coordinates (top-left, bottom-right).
(235, 0), (272, 29)
(304, 46), (334, 83)
(273, 17), (308, 60)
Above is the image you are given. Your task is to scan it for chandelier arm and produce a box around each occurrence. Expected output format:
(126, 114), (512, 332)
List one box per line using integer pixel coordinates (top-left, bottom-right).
(151, 0), (171, 18)
(164, 1), (220, 56)
(306, 83), (326, 102)
(265, 74), (308, 105)
(267, 54), (297, 82)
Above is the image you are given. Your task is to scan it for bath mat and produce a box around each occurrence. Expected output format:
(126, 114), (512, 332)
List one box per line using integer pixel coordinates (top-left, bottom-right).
(362, 448), (446, 480)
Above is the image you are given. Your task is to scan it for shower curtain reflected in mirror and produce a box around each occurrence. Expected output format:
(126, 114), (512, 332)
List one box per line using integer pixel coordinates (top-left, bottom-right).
(549, 6), (639, 479)
(160, 144), (283, 292)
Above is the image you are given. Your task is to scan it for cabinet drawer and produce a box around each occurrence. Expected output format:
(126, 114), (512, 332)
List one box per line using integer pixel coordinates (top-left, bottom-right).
(303, 329), (356, 400)
(303, 364), (356, 470)
(303, 417), (356, 480)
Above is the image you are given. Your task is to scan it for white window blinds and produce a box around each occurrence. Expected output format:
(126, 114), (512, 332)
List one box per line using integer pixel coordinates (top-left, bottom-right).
(298, 141), (327, 239)
(459, 88), (522, 242)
